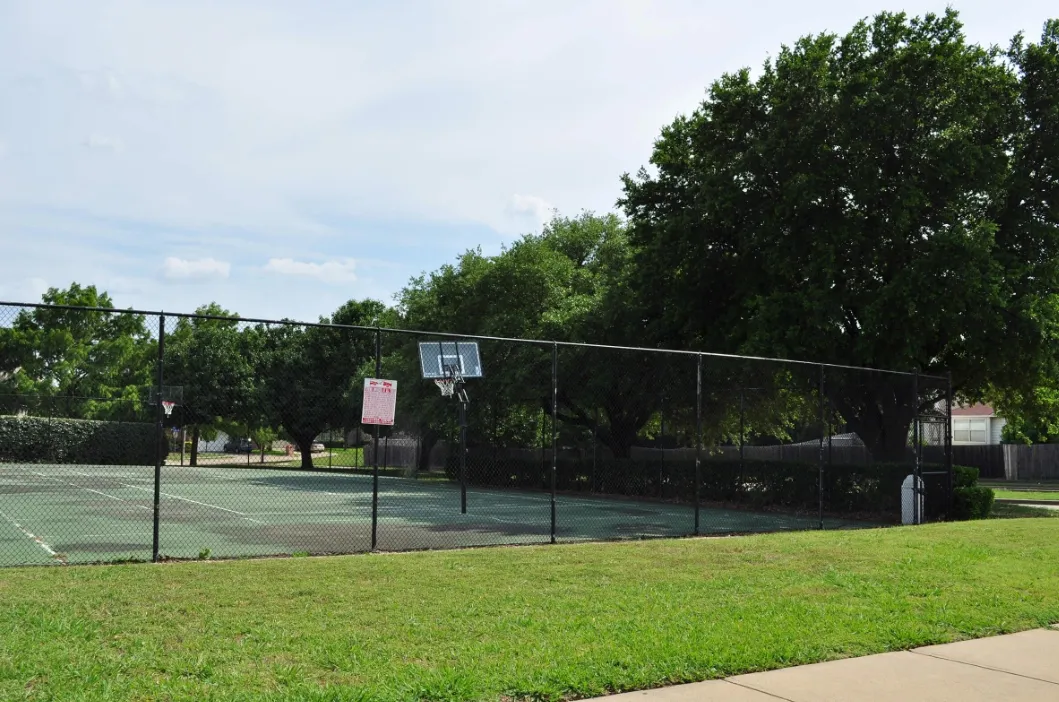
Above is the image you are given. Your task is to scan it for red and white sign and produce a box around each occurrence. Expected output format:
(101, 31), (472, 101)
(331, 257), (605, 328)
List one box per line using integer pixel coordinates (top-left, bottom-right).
(361, 378), (398, 426)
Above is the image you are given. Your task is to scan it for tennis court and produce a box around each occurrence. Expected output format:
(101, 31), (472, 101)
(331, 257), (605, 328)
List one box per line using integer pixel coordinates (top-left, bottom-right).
(0, 462), (868, 566)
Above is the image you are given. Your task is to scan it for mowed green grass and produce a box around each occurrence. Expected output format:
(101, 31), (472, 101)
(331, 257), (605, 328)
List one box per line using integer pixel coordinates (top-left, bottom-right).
(993, 489), (1059, 502)
(3, 521), (1059, 702)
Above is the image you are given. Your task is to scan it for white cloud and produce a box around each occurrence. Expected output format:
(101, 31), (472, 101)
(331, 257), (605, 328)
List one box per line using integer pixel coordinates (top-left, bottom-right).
(84, 133), (124, 151)
(264, 258), (356, 284)
(508, 194), (555, 225)
(162, 256), (230, 281)
(1, 0), (1055, 319)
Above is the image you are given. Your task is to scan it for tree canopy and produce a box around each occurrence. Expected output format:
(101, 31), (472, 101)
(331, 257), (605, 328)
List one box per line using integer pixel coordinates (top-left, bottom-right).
(0, 284), (153, 420)
(619, 11), (1059, 457)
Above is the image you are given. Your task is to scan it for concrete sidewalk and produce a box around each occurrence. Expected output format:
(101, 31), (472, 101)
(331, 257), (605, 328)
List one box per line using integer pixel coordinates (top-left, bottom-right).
(596, 626), (1059, 701)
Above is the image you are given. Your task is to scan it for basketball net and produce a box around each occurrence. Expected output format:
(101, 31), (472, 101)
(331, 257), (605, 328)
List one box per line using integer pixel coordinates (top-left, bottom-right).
(434, 365), (466, 401)
(162, 401), (176, 417)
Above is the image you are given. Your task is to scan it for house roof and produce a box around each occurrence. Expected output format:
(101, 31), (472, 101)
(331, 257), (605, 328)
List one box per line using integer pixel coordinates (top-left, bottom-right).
(952, 403), (995, 417)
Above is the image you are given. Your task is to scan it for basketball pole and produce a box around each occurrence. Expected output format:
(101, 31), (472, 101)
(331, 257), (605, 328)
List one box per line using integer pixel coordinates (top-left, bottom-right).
(459, 393), (468, 515)
(456, 343), (468, 515)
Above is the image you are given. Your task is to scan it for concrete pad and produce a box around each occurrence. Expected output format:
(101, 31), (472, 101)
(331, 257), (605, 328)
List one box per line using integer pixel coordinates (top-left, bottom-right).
(916, 629), (1059, 683)
(730, 650), (1058, 702)
(600, 680), (782, 701)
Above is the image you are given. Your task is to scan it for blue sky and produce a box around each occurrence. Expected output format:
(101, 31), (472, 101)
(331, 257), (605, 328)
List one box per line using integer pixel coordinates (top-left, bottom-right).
(0, 0), (1055, 322)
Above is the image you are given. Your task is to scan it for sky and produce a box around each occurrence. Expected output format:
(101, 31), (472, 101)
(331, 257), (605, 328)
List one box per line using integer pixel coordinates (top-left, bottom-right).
(0, 0), (1055, 323)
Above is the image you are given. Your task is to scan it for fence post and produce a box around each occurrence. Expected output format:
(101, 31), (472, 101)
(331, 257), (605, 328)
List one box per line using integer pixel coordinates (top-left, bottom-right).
(592, 407), (598, 493)
(695, 354), (702, 536)
(945, 371), (954, 516)
(738, 385), (745, 490)
(658, 388), (665, 499)
(152, 314), (165, 563)
(818, 364), (825, 530)
(550, 342), (558, 544)
(913, 370), (921, 525)
(371, 329), (381, 550)
(459, 399), (467, 514)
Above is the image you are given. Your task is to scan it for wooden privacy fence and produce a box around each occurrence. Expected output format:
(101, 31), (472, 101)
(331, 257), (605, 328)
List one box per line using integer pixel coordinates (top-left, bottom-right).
(1002, 444), (1059, 480)
(921, 445), (1006, 479)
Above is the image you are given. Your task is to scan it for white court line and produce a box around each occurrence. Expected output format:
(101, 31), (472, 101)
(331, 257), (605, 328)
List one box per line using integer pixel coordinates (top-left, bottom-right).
(120, 484), (265, 524)
(32, 472), (150, 511)
(0, 507), (65, 563)
(62, 470), (264, 525)
(248, 510), (371, 517)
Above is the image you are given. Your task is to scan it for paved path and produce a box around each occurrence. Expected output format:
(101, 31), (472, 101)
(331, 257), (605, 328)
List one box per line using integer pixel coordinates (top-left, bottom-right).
(593, 627), (1059, 701)
(1003, 501), (1059, 510)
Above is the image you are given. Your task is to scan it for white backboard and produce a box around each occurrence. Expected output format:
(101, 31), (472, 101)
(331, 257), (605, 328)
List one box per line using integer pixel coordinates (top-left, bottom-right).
(418, 341), (483, 379)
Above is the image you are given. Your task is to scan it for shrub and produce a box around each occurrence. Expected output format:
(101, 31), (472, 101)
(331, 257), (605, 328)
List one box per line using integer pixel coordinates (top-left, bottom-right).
(953, 485), (995, 520)
(0, 415), (164, 465)
(953, 464), (980, 488)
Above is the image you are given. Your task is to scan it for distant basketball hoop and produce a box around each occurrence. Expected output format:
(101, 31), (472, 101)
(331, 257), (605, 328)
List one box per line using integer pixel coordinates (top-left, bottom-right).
(161, 401), (176, 417)
(419, 340), (483, 514)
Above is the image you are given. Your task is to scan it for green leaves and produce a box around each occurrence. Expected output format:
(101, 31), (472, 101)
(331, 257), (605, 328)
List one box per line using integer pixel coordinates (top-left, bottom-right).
(164, 304), (254, 431)
(621, 10), (1059, 455)
(0, 284), (153, 419)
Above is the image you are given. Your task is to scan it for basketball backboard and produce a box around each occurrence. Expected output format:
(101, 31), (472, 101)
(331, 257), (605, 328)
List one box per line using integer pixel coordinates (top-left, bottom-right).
(418, 341), (483, 379)
(148, 385), (183, 404)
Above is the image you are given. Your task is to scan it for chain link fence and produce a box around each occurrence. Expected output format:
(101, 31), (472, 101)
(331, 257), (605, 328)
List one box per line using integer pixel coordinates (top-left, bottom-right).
(0, 302), (952, 566)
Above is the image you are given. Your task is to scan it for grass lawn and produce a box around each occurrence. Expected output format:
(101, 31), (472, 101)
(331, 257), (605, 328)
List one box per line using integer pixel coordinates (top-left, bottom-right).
(991, 502), (1059, 518)
(323, 447), (366, 467)
(993, 489), (1059, 502)
(3, 521), (1059, 701)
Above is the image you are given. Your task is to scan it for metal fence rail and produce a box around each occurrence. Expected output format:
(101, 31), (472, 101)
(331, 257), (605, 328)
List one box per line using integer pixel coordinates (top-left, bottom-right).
(0, 301), (953, 566)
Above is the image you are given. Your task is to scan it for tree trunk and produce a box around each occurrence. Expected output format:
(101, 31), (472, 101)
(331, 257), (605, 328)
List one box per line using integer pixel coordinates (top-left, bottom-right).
(190, 425), (200, 467)
(599, 409), (646, 459)
(417, 428), (439, 472)
(831, 380), (917, 463)
(877, 411), (916, 463)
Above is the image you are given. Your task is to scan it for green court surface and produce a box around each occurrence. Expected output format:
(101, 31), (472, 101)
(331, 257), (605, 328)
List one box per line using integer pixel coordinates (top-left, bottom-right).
(0, 463), (867, 566)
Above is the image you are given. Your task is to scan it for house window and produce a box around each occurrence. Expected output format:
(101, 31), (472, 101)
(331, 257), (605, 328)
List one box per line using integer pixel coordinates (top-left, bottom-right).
(954, 419), (988, 443)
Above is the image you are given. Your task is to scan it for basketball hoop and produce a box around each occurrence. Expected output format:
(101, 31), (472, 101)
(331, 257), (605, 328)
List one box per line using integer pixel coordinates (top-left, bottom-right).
(161, 401), (176, 417)
(434, 377), (456, 397)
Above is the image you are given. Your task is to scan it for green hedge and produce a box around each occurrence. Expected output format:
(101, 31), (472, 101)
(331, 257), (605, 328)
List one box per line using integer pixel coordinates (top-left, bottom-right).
(953, 485), (995, 520)
(0, 415), (164, 465)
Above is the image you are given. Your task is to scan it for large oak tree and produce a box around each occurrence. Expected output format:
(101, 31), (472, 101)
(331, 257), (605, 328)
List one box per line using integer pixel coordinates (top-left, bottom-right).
(620, 11), (1059, 459)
